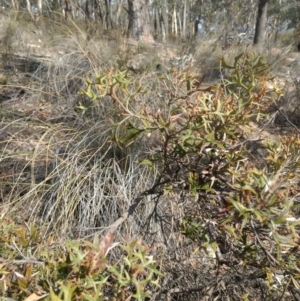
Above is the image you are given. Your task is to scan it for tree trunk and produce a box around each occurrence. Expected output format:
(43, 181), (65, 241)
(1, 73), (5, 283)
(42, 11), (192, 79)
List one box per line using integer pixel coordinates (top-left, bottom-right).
(25, 0), (34, 20)
(11, 0), (19, 11)
(253, 0), (268, 47)
(95, 0), (104, 25)
(154, 8), (161, 35)
(177, 9), (182, 36)
(194, 18), (199, 36)
(182, 0), (187, 37)
(171, 4), (178, 36)
(63, 0), (73, 20)
(37, 0), (42, 19)
(127, 0), (154, 42)
(104, 0), (113, 29)
(115, 0), (122, 26)
(85, 0), (90, 19)
(162, 0), (168, 39)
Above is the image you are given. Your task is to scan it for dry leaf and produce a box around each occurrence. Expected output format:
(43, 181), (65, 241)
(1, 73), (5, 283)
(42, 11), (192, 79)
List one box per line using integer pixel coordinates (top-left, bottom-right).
(24, 293), (49, 301)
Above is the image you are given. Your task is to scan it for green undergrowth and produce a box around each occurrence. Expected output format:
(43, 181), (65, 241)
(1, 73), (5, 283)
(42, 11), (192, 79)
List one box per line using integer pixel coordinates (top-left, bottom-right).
(0, 218), (162, 300)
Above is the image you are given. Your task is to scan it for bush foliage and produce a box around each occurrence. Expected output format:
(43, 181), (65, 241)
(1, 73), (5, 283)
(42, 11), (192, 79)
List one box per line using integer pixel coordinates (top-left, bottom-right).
(80, 52), (300, 298)
(0, 221), (162, 300)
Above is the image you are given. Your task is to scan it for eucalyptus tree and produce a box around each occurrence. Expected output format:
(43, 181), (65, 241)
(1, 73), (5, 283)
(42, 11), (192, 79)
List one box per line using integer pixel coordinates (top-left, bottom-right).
(127, 0), (154, 42)
(150, 0), (168, 41)
(254, 0), (269, 46)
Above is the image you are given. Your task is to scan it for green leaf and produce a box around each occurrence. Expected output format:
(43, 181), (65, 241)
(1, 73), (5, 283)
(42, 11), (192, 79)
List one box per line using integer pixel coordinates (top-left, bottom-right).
(174, 142), (187, 157)
(50, 287), (63, 301)
(229, 198), (247, 213)
(204, 131), (216, 143)
(273, 232), (298, 247)
(119, 123), (145, 145)
(140, 158), (154, 168)
(220, 56), (234, 69)
(241, 185), (257, 195)
(60, 284), (78, 301)
(17, 277), (28, 290)
(273, 215), (288, 224)
(75, 102), (88, 115)
(234, 53), (244, 68)
(240, 213), (249, 230)
(68, 240), (87, 265)
(224, 225), (238, 239)
(252, 209), (264, 223)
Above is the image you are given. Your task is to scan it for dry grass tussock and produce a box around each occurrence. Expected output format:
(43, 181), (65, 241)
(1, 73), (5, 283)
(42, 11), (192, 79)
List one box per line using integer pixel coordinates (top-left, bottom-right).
(0, 16), (156, 235)
(0, 16), (189, 244)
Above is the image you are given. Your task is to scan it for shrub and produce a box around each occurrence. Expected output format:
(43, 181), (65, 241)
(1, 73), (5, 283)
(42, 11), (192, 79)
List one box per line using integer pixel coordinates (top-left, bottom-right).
(80, 52), (300, 299)
(0, 221), (162, 300)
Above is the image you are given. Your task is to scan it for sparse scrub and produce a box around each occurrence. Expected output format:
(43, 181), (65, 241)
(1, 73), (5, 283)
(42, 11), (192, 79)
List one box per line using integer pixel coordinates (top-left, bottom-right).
(1, 10), (300, 300)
